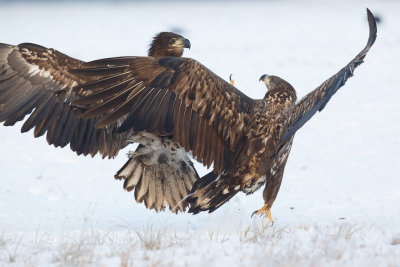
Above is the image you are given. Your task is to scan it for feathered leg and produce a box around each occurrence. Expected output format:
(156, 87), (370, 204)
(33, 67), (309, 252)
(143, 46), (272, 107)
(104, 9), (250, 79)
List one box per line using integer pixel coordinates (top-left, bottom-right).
(187, 171), (240, 214)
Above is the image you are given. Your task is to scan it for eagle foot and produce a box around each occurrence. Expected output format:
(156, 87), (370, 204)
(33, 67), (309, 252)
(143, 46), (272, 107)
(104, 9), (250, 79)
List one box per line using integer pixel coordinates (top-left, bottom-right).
(251, 203), (273, 223)
(229, 74), (235, 86)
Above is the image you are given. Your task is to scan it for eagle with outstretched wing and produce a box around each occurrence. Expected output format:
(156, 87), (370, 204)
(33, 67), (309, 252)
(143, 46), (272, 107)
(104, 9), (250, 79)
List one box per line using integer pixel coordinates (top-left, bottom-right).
(0, 10), (377, 220)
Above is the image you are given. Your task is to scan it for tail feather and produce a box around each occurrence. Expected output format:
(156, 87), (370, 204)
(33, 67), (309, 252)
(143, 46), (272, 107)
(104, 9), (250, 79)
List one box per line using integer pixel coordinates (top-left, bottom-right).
(187, 171), (240, 214)
(115, 138), (199, 213)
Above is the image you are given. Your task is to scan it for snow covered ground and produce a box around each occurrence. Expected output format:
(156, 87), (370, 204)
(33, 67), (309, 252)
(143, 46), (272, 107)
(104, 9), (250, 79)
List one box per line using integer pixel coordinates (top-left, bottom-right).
(0, 0), (400, 266)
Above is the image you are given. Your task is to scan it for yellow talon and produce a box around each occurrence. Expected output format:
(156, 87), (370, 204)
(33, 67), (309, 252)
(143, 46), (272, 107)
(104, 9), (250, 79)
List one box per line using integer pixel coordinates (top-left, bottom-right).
(251, 203), (273, 222)
(229, 74), (235, 86)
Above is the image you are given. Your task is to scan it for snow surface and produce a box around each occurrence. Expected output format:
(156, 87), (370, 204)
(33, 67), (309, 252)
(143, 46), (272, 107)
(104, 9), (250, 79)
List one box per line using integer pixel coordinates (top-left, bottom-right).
(0, 0), (400, 266)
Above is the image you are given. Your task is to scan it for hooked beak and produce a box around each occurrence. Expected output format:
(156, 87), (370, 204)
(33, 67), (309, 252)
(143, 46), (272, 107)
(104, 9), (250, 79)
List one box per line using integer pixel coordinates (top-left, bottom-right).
(259, 74), (271, 90)
(183, 38), (191, 49)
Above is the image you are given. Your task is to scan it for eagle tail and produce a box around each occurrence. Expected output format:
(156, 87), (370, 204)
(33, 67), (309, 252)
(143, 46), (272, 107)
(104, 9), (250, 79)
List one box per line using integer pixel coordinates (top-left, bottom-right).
(115, 141), (199, 213)
(187, 171), (239, 214)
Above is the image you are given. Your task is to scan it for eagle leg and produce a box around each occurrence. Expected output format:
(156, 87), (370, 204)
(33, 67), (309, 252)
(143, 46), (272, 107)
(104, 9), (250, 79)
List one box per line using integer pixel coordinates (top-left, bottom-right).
(251, 203), (273, 223)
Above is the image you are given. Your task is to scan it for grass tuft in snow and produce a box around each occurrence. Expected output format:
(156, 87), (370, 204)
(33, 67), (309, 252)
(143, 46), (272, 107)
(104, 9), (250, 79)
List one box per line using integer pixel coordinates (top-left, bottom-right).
(391, 233), (400, 246)
(0, 233), (23, 264)
(1, 222), (400, 266)
(136, 225), (163, 250)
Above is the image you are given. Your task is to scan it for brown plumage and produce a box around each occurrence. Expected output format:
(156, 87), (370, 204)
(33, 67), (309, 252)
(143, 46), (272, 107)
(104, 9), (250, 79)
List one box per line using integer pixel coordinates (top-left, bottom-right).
(148, 32), (191, 57)
(0, 32), (195, 213)
(0, 10), (377, 217)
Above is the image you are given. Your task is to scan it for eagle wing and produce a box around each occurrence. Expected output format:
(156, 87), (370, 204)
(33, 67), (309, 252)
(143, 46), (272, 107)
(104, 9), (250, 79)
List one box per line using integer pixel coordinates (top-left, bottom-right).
(0, 43), (128, 158)
(279, 9), (377, 145)
(72, 56), (255, 173)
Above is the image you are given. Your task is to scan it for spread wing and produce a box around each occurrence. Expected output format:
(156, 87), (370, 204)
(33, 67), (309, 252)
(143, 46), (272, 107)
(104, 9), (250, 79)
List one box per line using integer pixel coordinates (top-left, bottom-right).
(72, 57), (255, 173)
(279, 9), (377, 145)
(0, 43), (128, 158)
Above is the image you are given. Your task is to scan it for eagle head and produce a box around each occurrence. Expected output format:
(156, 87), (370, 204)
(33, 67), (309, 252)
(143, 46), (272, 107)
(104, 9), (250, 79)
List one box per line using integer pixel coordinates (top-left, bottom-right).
(259, 74), (297, 101)
(259, 74), (293, 91)
(259, 74), (279, 90)
(148, 32), (191, 57)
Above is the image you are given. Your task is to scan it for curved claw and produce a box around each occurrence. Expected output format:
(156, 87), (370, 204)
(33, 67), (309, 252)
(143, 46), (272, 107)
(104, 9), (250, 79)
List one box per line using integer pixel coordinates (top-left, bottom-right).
(251, 203), (273, 222)
(251, 210), (258, 218)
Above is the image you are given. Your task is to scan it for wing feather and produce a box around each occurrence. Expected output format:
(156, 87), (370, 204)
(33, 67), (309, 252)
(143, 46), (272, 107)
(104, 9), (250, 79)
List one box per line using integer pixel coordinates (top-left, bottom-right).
(0, 43), (129, 158)
(58, 108), (80, 148)
(279, 9), (377, 145)
(3, 89), (48, 126)
(47, 103), (70, 145)
(73, 57), (255, 174)
(35, 97), (63, 138)
(70, 118), (87, 153)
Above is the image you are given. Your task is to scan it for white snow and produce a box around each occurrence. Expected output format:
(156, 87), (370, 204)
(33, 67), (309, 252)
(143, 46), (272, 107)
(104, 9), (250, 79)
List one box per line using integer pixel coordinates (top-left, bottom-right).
(1, 0), (400, 266)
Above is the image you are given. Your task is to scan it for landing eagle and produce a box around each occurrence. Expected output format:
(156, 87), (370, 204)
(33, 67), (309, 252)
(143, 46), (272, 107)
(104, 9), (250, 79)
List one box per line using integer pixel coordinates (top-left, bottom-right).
(0, 10), (377, 220)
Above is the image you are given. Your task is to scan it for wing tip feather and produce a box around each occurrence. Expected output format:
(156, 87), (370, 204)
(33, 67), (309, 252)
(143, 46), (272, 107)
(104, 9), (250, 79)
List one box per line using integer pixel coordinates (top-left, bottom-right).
(366, 8), (377, 49)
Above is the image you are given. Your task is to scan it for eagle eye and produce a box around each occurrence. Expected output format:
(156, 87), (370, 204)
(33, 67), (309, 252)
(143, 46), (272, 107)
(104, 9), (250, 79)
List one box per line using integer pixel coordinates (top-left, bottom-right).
(169, 38), (176, 44)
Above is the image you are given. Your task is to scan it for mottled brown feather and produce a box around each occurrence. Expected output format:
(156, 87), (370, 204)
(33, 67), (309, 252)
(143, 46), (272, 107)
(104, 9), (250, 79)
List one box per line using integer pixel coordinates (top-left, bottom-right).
(0, 43), (130, 158)
(72, 57), (255, 174)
